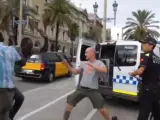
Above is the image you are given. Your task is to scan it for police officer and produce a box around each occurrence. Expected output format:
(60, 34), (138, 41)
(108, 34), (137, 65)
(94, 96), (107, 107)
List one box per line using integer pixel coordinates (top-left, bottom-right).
(129, 36), (160, 120)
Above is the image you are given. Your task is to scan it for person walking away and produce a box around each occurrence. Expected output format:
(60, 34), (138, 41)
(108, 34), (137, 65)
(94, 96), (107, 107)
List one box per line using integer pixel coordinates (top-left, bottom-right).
(129, 35), (160, 120)
(62, 47), (117, 120)
(0, 32), (24, 120)
(9, 88), (24, 120)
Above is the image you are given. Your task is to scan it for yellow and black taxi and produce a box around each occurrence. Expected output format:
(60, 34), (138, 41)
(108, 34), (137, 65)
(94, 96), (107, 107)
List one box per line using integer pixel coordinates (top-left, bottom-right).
(16, 52), (71, 82)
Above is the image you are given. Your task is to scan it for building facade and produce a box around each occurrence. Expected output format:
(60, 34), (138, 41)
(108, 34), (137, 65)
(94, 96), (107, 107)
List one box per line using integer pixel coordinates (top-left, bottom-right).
(1, 0), (89, 56)
(24, 0), (89, 56)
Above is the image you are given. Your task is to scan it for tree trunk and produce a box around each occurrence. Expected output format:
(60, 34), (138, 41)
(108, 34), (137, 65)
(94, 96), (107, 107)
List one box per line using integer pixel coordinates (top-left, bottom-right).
(55, 22), (60, 52)
(71, 40), (74, 62)
(40, 37), (48, 53)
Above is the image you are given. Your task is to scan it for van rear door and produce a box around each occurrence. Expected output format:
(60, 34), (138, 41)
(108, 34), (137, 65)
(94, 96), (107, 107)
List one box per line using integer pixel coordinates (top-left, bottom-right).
(75, 38), (96, 86)
(113, 41), (141, 96)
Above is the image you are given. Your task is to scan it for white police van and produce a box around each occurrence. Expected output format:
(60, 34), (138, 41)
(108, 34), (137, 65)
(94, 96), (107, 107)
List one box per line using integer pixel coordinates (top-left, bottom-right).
(75, 38), (160, 101)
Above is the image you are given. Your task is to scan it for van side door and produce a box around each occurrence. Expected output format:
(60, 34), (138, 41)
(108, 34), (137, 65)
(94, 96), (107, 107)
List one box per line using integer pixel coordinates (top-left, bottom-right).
(113, 41), (141, 96)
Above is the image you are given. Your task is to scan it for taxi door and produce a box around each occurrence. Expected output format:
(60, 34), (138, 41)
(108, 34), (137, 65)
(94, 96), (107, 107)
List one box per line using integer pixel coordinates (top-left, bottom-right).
(55, 53), (69, 76)
(75, 38), (96, 86)
(113, 41), (141, 96)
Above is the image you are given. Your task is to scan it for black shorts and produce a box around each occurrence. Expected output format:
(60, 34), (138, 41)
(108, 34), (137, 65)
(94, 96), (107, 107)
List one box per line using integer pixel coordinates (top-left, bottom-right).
(67, 87), (105, 109)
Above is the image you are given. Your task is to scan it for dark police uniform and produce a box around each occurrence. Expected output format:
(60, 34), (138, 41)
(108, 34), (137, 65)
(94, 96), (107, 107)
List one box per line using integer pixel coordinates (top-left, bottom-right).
(138, 37), (160, 120)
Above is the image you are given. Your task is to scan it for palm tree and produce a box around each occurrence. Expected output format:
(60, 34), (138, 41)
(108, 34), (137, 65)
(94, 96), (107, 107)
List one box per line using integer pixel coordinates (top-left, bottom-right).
(123, 10), (160, 41)
(0, 0), (37, 45)
(42, 0), (80, 51)
(68, 22), (79, 61)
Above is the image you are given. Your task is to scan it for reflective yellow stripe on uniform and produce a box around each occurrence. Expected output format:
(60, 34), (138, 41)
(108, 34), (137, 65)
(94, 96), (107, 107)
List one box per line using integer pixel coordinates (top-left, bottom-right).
(145, 53), (150, 57)
(113, 89), (137, 96)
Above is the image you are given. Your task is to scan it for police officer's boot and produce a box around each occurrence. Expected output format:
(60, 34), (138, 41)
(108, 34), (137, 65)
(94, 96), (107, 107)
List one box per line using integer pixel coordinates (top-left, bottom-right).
(112, 116), (118, 120)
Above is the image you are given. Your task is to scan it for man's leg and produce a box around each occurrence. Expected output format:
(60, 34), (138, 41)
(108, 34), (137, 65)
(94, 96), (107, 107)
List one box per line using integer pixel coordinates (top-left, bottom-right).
(0, 89), (14, 120)
(63, 89), (85, 120)
(9, 87), (24, 120)
(151, 93), (160, 120)
(137, 89), (152, 120)
(88, 90), (111, 120)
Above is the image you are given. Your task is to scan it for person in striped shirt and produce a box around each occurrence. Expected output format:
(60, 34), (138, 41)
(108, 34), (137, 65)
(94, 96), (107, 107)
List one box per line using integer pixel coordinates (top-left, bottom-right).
(0, 33), (25, 120)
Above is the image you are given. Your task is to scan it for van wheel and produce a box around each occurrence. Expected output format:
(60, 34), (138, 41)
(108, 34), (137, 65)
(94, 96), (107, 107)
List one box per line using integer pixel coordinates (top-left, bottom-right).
(47, 74), (54, 82)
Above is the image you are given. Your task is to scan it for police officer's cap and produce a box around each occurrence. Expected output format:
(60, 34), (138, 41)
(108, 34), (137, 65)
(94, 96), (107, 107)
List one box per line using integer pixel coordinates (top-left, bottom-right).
(142, 35), (157, 46)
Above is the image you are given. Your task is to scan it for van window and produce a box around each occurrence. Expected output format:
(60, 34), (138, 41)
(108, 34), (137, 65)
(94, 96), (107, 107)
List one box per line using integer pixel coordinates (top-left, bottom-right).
(115, 45), (137, 66)
(80, 45), (90, 61)
(27, 55), (42, 63)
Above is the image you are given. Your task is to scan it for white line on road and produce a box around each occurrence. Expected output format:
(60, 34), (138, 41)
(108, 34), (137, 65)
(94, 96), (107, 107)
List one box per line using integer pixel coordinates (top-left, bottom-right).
(17, 90), (75, 120)
(22, 77), (73, 95)
(23, 87), (44, 95)
(83, 109), (97, 120)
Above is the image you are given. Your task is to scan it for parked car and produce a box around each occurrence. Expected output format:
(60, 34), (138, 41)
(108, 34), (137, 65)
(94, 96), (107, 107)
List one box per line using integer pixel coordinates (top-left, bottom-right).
(16, 52), (71, 82)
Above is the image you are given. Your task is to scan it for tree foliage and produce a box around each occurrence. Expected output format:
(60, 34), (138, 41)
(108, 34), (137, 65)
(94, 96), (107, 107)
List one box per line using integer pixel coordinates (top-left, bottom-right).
(123, 10), (160, 41)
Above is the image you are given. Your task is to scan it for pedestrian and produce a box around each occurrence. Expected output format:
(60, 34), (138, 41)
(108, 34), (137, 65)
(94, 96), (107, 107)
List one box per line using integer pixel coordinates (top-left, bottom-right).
(8, 29), (48, 120)
(129, 35), (160, 120)
(0, 32), (24, 120)
(62, 47), (117, 120)
(9, 88), (24, 120)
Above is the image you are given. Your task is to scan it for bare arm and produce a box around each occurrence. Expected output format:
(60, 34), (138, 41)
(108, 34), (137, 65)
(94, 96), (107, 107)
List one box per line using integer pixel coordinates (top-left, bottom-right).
(86, 61), (108, 73)
(129, 67), (145, 77)
(38, 29), (48, 53)
(92, 65), (108, 73)
(129, 53), (149, 77)
(68, 65), (82, 75)
(63, 61), (82, 75)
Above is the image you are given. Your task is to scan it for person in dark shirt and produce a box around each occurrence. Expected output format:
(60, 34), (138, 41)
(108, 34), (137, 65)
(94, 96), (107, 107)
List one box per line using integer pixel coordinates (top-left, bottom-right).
(129, 36), (160, 120)
(9, 29), (48, 120)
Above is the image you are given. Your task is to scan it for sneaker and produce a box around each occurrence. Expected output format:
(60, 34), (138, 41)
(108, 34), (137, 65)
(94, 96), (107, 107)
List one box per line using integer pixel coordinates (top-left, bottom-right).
(112, 116), (118, 120)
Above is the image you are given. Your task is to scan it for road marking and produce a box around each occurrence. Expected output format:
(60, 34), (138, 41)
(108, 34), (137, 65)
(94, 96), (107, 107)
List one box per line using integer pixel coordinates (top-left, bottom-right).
(23, 87), (44, 95)
(22, 77), (73, 95)
(17, 90), (75, 120)
(83, 109), (97, 120)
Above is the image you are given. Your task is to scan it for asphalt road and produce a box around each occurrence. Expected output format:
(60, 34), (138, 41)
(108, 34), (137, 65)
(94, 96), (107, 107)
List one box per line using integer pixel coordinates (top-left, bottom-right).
(15, 76), (139, 120)
(15, 77), (49, 92)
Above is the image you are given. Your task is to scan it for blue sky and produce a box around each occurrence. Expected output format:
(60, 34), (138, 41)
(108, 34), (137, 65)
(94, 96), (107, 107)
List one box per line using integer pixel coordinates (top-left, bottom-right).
(71, 0), (160, 29)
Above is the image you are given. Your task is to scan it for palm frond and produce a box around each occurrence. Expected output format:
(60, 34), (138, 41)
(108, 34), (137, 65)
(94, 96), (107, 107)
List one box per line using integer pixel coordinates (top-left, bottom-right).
(124, 9), (160, 41)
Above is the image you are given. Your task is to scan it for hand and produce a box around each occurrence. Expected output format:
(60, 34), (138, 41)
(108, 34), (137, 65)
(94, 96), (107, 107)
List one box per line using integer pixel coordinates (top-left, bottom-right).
(62, 60), (69, 67)
(37, 29), (47, 38)
(129, 72), (136, 77)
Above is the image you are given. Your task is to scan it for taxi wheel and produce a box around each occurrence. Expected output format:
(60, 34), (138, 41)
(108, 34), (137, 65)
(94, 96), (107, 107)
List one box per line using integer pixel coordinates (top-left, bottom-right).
(47, 73), (54, 82)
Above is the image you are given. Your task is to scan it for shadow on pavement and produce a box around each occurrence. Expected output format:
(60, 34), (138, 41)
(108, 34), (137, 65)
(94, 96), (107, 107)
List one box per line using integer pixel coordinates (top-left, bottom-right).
(104, 97), (139, 110)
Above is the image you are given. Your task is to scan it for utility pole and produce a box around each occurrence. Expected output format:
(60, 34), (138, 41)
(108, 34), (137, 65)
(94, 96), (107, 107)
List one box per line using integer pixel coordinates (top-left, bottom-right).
(113, 1), (118, 26)
(103, 0), (107, 42)
(18, 0), (23, 46)
(93, 2), (98, 26)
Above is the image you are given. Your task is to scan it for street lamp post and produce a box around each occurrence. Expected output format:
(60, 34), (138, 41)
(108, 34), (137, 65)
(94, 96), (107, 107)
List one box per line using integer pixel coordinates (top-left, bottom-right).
(12, 8), (16, 28)
(18, 0), (23, 46)
(10, 0), (29, 46)
(102, 0), (107, 42)
(102, 0), (118, 42)
(93, 2), (98, 25)
(112, 1), (118, 26)
(25, 6), (30, 30)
